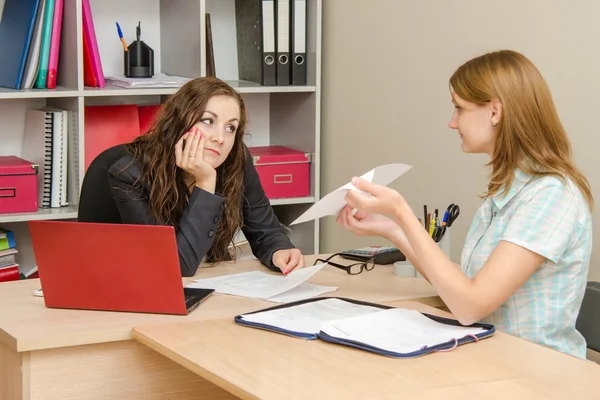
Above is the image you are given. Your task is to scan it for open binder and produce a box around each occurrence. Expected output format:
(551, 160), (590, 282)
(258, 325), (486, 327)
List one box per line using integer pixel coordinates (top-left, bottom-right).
(234, 297), (495, 358)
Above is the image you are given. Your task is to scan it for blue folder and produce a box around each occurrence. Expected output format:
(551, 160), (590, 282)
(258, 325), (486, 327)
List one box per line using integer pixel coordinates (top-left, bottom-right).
(234, 297), (495, 358)
(0, 0), (41, 89)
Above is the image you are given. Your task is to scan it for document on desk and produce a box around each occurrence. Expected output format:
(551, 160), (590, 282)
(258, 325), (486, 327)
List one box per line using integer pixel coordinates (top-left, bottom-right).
(320, 308), (486, 354)
(186, 263), (336, 302)
(240, 298), (384, 335)
(290, 163), (412, 225)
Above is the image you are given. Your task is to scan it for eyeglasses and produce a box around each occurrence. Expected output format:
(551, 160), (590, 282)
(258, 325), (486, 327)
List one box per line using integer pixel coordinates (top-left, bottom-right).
(313, 253), (376, 275)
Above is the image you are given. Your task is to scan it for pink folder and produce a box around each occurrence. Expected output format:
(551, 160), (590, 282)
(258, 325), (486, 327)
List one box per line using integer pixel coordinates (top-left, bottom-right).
(46, 0), (63, 89)
(82, 0), (105, 88)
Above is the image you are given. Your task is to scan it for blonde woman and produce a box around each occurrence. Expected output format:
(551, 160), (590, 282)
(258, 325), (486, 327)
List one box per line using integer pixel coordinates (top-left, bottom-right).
(338, 50), (593, 358)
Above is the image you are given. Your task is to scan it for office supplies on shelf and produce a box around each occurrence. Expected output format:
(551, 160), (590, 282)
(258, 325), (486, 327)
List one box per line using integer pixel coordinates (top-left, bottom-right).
(276, 0), (291, 85)
(249, 146), (311, 199)
(186, 263), (337, 303)
(291, 163), (412, 225)
(0, 0), (40, 89)
(33, 0), (54, 89)
(291, 0), (306, 85)
(235, 0), (277, 86)
(29, 221), (214, 315)
(105, 73), (190, 89)
(0, 156), (38, 213)
(205, 13), (215, 77)
(123, 21), (154, 78)
(235, 297), (495, 357)
(20, 0), (45, 89)
(115, 22), (127, 52)
(22, 107), (69, 208)
(82, 0), (104, 87)
(46, 0), (64, 89)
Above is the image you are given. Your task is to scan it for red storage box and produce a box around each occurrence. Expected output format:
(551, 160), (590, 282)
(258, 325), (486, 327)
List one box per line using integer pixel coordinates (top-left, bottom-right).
(0, 156), (38, 213)
(249, 146), (311, 199)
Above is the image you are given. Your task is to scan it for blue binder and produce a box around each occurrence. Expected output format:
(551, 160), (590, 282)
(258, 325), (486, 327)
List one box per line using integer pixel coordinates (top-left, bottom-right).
(234, 297), (495, 358)
(0, 0), (41, 89)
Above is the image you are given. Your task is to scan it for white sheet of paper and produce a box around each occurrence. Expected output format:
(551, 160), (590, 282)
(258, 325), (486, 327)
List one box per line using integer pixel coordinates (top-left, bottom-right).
(186, 263), (328, 300)
(240, 298), (384, 335)
(265, 283), (337, 303)
(320, 308), (485, 354)
(290, 163), (412, 225)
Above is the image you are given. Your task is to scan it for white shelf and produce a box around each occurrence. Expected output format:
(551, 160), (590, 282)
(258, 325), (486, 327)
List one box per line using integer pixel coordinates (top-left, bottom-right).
(83, 85), (179, 97)
(82, 81), (316, 97)
(225, 80), (317, 94)
(0, 207), (78, 224)
(0, 87), (79, 100)
(270, 197), (315, 206)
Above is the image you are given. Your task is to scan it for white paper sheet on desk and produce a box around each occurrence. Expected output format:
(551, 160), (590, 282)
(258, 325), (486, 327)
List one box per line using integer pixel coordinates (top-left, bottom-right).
(240, 298), (384, 335)
(320, 308), (486, 354)
(186, 263), (336, 302)
(290, 163), (412, 225)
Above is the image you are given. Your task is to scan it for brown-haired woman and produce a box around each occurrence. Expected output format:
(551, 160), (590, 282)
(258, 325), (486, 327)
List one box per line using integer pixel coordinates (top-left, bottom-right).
(337, 50), (593, 359)
(78, 77), (305, 277)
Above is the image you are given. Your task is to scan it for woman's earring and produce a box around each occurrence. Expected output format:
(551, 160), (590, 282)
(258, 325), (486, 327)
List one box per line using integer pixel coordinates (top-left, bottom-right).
(492, 123), (497, 129)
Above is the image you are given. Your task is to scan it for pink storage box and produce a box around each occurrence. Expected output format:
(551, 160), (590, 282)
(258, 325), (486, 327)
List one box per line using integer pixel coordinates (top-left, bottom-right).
(0, 156), (38, 213)
(249, 146), (311, 199)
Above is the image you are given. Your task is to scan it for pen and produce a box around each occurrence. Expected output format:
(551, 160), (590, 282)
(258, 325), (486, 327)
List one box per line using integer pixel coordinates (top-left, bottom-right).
(442, 210), (449, 226)
(116, 22), (128, 52)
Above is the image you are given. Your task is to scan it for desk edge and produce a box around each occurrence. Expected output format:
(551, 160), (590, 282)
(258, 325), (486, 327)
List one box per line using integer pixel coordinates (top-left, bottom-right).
(132, 328), (260, 400)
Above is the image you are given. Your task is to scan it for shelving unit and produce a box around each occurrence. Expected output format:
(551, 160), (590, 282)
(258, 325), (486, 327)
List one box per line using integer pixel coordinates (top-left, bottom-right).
(0, 0), (322, 272)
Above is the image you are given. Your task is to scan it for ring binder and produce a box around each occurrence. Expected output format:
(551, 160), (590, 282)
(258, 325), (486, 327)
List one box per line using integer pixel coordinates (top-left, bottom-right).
(235, 297), (495, 358)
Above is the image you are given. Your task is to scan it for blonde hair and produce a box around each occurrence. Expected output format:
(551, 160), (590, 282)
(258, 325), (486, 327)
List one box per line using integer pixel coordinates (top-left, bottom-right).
(449, 50), (593, 209)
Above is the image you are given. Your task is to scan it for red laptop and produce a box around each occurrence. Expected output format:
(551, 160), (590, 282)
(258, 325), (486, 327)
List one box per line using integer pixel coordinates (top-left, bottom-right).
(29, 221), (214, 315)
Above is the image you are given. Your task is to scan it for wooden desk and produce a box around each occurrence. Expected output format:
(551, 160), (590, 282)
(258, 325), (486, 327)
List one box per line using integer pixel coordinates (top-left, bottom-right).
(132, 301), (600, 400)
(0, 256), (439, 400)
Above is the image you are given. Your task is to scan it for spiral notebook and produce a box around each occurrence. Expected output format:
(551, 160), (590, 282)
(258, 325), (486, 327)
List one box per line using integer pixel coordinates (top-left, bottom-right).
(235, 297), (495, 358)
(22, 107), (69, 208)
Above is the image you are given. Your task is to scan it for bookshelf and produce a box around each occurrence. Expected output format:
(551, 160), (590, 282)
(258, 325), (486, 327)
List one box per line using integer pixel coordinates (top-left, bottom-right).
(0, 0), (322, 273)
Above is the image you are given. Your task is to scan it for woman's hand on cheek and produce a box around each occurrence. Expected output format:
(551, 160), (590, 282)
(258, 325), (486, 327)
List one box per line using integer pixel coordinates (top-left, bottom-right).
(175, 126), (217, 193)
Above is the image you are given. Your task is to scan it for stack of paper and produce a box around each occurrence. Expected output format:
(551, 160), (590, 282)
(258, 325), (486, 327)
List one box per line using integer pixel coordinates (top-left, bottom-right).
(105, 73), (192, 89)
(240, 298), (384, 335)
(186, 263), (336, 303)
(319, 308), (486, 354)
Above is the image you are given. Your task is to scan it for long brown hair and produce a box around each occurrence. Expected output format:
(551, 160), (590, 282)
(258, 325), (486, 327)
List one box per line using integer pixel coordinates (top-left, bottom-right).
(449, 50), (593, 209)
(126, 77), (247, 261)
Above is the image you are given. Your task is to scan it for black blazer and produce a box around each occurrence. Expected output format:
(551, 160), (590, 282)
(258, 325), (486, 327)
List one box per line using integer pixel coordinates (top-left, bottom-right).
(78, 144), (295, 276)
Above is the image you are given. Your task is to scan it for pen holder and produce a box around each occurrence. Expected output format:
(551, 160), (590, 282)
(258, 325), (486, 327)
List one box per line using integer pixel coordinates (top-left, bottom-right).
(439, 227), (452, 259)
(124, 40), (154, 78)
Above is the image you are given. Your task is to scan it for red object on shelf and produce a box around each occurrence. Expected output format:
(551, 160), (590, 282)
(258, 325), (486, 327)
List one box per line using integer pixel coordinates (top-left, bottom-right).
(249, 146), (311, 199)
(138, 105), (161, 135)
(0, 156), (38, 214)
(84, 105), (141, 170)
(0, 265), (20, 282)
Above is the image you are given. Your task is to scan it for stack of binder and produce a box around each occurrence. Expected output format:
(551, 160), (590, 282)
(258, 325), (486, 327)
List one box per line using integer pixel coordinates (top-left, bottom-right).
(22, 107), (69, 208)
(0, 227), (19, 282)
(0, 0), (64, 90)
(235, 0), (307, 86)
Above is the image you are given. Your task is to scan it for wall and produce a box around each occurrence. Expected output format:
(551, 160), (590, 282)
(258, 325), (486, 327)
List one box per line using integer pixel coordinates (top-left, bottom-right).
(320, 0), (600, 281)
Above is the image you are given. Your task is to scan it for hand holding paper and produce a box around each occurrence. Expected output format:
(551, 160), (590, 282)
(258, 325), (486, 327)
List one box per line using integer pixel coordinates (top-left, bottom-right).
(291, 163), (412, 225)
